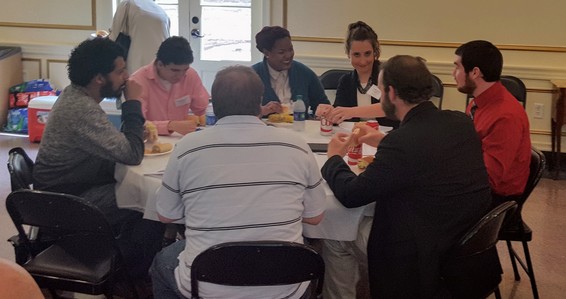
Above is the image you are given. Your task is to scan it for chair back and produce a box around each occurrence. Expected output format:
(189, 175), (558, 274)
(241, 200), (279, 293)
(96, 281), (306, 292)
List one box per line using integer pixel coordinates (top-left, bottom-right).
(506, 146), (545, 227)
(431, 74), (444, 109)
(319, 69), (350, 90)
(453, 201), (517, 258)
(190, 241), (325, 298)
(7, 147), (34, 191)
(442, 201), (518, 298)
(6, 189), (115, 246)
(466, 75), (527, 109)
(501, 75), (527, 108)
(5, 189), (134, 297)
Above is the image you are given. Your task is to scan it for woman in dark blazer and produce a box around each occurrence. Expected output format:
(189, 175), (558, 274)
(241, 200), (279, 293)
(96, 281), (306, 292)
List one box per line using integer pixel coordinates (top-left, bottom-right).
(318, 21), (399, 128)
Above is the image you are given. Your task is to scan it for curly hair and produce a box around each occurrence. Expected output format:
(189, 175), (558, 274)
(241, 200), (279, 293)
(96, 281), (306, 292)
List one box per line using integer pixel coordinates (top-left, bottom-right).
(67, 37), (124, 86)
(255, 26), (291, 53)
(381, 55), (433, 104)
(156, 36), (194, 66)
(345, 21), (380, 58)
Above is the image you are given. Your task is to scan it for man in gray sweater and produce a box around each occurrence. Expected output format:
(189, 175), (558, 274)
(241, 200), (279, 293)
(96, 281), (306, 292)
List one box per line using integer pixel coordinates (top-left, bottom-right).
(33, 37), (164, 281)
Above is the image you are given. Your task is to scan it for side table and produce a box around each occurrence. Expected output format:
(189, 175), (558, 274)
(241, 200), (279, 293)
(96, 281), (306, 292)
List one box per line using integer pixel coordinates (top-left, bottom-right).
(550, 80), (566, 179)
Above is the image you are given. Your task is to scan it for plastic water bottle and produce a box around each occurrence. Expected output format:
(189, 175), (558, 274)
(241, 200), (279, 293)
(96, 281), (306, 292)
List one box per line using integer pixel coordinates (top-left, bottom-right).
(293, 95), (306, 132)
(206, 100), (216, 126)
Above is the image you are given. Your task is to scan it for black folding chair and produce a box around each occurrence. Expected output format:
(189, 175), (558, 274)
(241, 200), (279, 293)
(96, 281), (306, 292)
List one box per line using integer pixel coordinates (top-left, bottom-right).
(431, 74), (444, 110)
(466, 75), (526, 109)
(497, 146), (545, 299)
(442, 201), (518, 299)
(319, 69), (350, 90)
(190, 241), (325, 299)
(6, 189), (138, 299)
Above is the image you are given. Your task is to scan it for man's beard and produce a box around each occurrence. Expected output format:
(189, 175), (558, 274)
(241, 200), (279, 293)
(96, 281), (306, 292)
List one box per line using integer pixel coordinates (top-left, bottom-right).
(382, 92), (398, 121)
(100, 78), (123, 99)
(457, 74), (476, 95)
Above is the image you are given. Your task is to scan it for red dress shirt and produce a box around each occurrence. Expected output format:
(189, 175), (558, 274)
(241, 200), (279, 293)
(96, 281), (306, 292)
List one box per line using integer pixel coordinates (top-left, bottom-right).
(466, 82), (531, 196)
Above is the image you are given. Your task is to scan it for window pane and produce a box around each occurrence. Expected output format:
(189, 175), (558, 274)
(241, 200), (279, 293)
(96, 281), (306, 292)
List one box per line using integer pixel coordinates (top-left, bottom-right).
(201, 0), (251, 7)
(201, 6), (251, 61)
(155, 1), (179, 37)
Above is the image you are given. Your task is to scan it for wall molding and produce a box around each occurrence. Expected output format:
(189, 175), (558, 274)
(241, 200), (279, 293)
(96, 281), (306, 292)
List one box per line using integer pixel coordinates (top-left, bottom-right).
(298, 55), (566, 83)
(46, 59), (68, 81)
(0, 0), (96, 30)
(22, 58), (42, 78)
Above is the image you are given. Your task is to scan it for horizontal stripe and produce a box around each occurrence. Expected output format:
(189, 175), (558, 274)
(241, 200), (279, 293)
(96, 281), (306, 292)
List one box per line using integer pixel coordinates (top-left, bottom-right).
(181, 180), (305, 195)
(177, 142), (308, 159)
(187, 216), (302, 231)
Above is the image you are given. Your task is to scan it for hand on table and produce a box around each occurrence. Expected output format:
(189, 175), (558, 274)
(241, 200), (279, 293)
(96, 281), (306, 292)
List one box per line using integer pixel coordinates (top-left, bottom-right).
(315, 104), (334, 118)
(327, 106), (356, 124)
(261, 101), (283, 116)
(168, 120), (197, 135)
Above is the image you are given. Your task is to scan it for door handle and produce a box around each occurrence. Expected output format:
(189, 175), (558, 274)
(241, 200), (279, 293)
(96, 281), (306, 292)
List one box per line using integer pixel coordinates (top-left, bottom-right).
(191, 29), (205, 38)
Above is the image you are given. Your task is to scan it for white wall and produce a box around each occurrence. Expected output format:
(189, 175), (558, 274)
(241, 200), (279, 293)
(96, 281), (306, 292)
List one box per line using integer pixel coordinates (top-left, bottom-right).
(0, 0), (564, 151)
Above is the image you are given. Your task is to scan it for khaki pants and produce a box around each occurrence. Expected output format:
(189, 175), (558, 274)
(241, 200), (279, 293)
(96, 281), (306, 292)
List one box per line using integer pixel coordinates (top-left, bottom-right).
(322, 216), (372, 299)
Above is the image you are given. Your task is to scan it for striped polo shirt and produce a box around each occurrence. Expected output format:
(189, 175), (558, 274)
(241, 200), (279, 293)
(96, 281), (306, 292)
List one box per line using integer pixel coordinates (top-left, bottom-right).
(156, 115), (326, 299)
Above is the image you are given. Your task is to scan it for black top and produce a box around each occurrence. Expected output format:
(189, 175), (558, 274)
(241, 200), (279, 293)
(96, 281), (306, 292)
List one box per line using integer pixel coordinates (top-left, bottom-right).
(334, 60), (400, 128)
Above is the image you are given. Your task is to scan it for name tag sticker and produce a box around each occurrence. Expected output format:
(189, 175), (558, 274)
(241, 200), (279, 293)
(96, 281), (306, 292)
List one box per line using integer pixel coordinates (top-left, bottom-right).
(175, 96), (190, 107)
(367, 85), (382, 99)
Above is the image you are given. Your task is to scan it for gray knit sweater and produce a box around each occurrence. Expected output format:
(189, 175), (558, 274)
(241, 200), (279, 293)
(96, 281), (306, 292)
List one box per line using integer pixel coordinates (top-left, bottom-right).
(33, 84), (145, 195)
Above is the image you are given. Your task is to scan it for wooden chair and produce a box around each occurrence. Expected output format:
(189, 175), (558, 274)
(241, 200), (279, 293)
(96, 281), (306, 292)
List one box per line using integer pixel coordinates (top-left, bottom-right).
(497, 146), (545, 299)
(442, 201), (518, 299)
(5, 189), (138, 299)
(190, 241), (325, 299)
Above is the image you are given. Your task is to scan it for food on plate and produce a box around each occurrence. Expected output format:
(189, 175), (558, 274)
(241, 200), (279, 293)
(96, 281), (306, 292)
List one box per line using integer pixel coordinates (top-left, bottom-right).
(151, 142), (173, 154)
(144, 121), (158, 144)
(357, 156), (375, 169)
(268, 113), (294, 123)
(186, 115), (206, 126)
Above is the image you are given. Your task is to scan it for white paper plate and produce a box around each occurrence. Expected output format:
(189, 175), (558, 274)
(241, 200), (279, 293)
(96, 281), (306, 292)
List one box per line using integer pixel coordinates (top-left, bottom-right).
(144, 149), (173, 157)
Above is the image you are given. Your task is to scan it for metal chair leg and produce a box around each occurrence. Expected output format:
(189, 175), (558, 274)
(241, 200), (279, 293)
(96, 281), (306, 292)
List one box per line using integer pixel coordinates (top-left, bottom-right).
(494, 286), (502, 299)
(521, 241), (539, 299)
(506, 240), (521, 281)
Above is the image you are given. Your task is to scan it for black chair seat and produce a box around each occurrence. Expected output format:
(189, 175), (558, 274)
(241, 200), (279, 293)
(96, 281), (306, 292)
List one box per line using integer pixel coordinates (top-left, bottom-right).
(6, 190), (138, 298)
(25, 236), (116, 284)
(499, 221), (532, 242)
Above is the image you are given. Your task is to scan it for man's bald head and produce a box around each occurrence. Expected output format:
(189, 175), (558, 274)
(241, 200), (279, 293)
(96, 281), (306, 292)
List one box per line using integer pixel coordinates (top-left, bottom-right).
(211, 65), (264, 119)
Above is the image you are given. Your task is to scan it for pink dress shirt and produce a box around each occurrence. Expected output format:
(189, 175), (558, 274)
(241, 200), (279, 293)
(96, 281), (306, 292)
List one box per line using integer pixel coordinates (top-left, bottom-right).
(131, 63), (210, 135)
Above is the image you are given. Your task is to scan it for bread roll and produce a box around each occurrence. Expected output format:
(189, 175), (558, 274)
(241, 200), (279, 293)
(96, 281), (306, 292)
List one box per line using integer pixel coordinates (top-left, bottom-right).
(152, 143), (172, 153)
(357, 156), (375, 169)
(268, 113), (294, 123)
(144, 121), (158, 144)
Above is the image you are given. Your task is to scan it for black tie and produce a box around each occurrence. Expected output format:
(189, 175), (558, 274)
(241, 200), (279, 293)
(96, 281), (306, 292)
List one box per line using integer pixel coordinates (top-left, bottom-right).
(470, 100), (478, 120)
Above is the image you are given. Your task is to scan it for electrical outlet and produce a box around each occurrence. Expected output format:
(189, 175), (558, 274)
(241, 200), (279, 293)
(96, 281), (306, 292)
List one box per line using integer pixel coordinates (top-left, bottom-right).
(534, 103), (544, 119)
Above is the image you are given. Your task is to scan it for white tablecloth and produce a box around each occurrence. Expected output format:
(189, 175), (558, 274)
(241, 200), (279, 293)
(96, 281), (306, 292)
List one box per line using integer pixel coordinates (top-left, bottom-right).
(114, 120), (381, 241)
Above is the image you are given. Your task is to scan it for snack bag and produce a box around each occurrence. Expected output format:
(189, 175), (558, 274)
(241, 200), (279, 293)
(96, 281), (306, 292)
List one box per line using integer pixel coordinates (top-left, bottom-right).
(9, 79), (59, 108)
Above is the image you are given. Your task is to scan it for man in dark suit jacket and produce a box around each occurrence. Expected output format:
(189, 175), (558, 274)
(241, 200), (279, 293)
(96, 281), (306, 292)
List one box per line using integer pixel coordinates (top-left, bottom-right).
(321, 55), (493, 298)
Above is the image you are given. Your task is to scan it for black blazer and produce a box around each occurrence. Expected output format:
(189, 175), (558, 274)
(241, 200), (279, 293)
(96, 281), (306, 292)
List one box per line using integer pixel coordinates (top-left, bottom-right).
(334, 61), (400, 128)
(322, 101), (493, 298)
